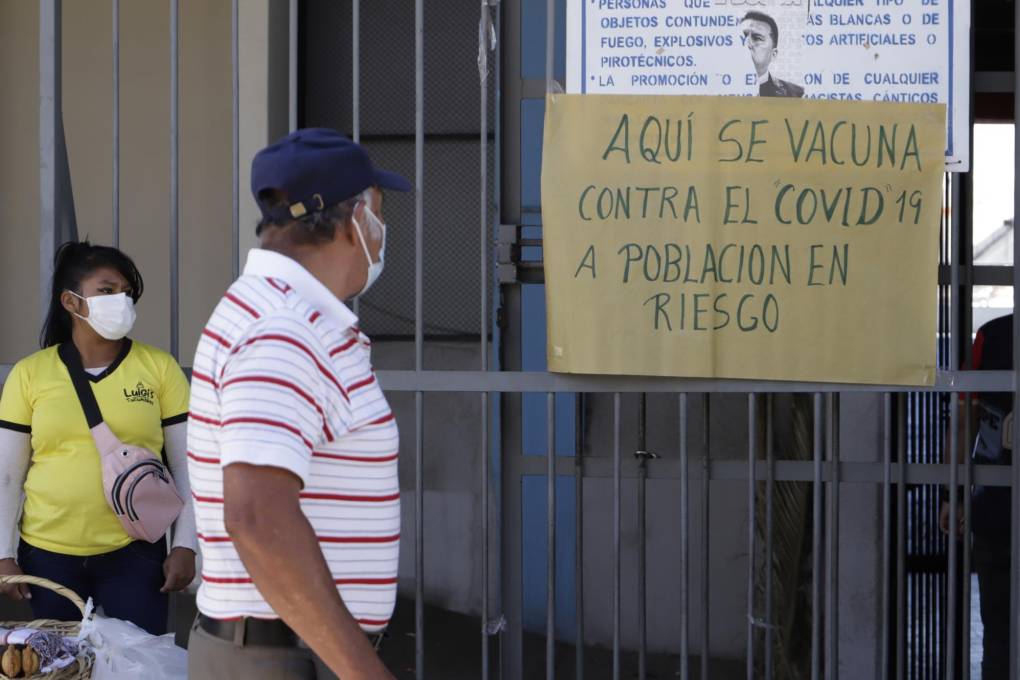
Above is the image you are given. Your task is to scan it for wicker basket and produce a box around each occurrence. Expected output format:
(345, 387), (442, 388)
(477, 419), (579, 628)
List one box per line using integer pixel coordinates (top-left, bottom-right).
(0, 575), (93, 679)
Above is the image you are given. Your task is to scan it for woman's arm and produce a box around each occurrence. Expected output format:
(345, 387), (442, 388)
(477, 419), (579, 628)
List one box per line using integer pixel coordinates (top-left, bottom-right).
(0, 430), (30, 559)
(163, 422), (197, 553)
(0, 429), (31, 599)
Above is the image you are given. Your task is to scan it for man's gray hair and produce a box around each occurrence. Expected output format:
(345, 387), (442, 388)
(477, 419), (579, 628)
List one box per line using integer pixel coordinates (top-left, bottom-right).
(256, 190), (363, 246)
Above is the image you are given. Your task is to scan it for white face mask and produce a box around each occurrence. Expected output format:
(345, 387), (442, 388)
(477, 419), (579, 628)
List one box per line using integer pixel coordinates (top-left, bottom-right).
(69, 291), (137, 340)
(351, 201), (386, 298)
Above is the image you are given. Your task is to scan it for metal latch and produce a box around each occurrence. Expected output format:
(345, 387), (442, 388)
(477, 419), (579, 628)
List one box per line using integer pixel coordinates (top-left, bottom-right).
(497, 224), (545, 284)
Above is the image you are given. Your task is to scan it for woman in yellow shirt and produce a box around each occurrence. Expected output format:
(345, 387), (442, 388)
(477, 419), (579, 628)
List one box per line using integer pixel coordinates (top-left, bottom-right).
(0, 241), (196, 633)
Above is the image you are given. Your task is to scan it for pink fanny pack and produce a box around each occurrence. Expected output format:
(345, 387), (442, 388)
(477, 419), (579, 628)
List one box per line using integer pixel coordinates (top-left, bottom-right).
(61, 342), (184, 543)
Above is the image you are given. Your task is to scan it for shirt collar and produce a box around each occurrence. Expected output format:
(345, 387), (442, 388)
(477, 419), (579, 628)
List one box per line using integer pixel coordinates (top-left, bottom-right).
(757, 71), (771, 86)
(242, 248), (359, 331)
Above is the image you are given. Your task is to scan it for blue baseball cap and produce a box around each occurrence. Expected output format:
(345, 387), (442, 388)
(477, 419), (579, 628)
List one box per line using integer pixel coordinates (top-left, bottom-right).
(251, 128), (411, 223)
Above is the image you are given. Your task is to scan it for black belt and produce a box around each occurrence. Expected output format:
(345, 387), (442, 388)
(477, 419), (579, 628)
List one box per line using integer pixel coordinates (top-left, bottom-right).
(198, 614), (299, 647)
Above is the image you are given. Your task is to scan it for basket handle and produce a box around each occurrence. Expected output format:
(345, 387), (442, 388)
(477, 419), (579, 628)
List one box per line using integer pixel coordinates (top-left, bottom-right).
(0, 575), (87, 618)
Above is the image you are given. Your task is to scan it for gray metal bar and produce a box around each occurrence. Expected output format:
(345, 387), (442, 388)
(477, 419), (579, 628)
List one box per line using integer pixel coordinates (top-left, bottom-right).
(512, 456), (1010, 487)
(811, 393), (822, 680)
(973, 70), (1015, 93)
(545, 4), (558, 679)
(289, 0), (298, 131)
(39, 0), (60, 322)
(827, 394), (839, 680)
(351, 0), (360, 318)
(896, 394), (906, 680)
(112, 0), (120, 248)
(372, 370), (1015, 394)
(880, 393), (891, 680)
(764, 394), (774, 680)
(415, 390), (424, 680)
(1012, 15), (1020, 672)
(613, 393), (621, 680)
(679, 393), (689, 680)
(478, 3), (490, 677)
(575, 394), (584, 680)
(947, 162), (961, 680)
(481, 386), (490, 680)
(352, 0), (360, 143)
(414, 0), (425, 673)
(637, 393), (647, 680)
(961, 393), (972, 680)
(701, 394), (710, 680)
(30, 363), (1020, 394)
(414, 2), (424, 374)
(169, 0), (179, 360)
(231, 0), (239, 279)
(746, 394), (757, 680)
(502, 0), (522, 228)
(941, 264), (1020, 286)
(946, 391), (959, 678)
(547, 392), (556, 680)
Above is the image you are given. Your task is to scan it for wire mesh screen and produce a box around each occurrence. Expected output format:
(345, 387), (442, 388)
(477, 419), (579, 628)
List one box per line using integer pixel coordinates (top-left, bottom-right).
(301, 0), (497, 339)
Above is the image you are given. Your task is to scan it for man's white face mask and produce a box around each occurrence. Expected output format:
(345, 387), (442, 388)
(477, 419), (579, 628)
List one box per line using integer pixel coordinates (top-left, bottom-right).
(68, 291), (137, 340)
(351, 195), (387, 298)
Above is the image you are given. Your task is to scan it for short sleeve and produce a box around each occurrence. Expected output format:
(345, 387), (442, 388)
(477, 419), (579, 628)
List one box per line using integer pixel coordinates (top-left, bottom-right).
(159, 355), (191, 427)
(0, 362), (32, 433)
(217, 317), (331, 486)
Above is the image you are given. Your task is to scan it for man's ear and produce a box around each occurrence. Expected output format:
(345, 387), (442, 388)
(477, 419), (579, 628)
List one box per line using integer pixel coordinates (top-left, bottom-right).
(351, 198), (367, 225)
(338, 217), (359, 246)
(343, 199), (368, 245)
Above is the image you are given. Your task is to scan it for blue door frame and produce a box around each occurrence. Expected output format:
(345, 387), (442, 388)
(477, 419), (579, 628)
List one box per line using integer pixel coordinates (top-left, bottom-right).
(516, 0), (577, 643)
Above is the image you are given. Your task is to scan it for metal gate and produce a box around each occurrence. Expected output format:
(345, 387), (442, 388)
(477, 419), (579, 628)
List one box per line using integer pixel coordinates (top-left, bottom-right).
(14, 1), (1020, 679)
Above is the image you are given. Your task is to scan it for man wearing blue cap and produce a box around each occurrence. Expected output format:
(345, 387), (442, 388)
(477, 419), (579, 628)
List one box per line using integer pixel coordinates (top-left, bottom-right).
(186, 129), (409, 679)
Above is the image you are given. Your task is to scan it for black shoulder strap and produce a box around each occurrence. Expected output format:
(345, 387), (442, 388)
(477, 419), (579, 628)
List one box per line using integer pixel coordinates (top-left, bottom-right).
(57, 343), (105, 429)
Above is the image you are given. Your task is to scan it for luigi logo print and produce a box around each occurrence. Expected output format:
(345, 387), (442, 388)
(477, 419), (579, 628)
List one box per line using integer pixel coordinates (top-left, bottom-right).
(124, 382), (155, 405)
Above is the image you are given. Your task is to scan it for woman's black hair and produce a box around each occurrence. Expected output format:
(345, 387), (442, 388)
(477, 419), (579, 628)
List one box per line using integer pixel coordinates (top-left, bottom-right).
(40, 240), (145, 348)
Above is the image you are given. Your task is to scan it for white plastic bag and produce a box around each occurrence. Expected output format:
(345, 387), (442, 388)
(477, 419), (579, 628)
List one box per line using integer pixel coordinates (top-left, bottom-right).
(77, 600), (187, 680)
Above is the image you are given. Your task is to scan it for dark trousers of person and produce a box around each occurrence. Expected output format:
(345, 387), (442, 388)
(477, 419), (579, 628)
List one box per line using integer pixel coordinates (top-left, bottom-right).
(974, 538), (1011, 680)
(17, 539), (168, 635)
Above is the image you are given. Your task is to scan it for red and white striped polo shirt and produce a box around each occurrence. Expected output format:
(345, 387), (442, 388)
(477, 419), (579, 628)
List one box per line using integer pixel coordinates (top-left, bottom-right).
(187, 248), (399, 632)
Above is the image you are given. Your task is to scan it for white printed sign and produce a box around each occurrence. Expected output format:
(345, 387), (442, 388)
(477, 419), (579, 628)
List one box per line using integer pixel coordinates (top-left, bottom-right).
(566, 0), (970, 170)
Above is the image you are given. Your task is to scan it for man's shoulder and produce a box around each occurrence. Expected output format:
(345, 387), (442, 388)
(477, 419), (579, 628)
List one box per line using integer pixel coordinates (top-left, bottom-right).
(975, 314), (1013, 371)
(211, 277), (315, 331)
(979, 313), (1013, 340)
(761, 76), (804, 98)
(773, 77), (804, 98)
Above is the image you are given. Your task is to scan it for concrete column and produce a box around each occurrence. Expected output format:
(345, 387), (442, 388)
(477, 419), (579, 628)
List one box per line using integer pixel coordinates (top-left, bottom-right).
(238, 0), (290, 257)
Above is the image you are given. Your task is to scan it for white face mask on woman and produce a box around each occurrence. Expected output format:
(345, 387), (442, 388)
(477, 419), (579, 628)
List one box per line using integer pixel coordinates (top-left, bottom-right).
(68, 291), (137, 340)
(350, 198), (387, 298)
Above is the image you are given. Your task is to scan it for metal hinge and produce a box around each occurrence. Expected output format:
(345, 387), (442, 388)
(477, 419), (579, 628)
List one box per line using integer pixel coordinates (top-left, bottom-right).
(497, 224), (545, 284)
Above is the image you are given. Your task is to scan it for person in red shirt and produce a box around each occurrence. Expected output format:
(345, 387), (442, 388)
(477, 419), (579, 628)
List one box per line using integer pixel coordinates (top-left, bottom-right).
(940, 313), (1012, 679)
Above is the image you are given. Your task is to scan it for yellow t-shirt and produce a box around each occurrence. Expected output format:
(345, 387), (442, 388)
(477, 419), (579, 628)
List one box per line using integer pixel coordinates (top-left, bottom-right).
(0, 340), (189, 556)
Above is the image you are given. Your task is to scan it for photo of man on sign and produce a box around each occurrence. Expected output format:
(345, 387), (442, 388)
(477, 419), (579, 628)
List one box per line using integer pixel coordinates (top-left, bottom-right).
(740, 10), (804, 98)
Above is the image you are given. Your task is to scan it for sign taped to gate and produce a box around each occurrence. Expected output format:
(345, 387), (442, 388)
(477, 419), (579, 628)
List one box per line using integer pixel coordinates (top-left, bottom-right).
(565, 0), (970, 170)
(540, 94), (944, 385)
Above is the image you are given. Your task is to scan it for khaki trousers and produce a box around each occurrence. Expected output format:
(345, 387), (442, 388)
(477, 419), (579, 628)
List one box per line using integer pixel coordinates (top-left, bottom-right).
(186, 617), (340, 680)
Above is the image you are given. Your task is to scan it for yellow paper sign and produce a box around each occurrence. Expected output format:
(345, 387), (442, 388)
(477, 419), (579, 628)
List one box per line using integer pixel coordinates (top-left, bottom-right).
(541, 94), (945, 385)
